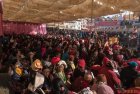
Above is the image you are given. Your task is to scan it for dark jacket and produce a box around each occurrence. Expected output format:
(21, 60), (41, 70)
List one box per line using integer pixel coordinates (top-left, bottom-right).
(73, 68), (85, 80)
(120, 66), (139, 89)
(52, 77), (69, 94)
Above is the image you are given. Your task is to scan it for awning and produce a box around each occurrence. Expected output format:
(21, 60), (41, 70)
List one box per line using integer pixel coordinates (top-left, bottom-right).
(3, 0), (140, 23)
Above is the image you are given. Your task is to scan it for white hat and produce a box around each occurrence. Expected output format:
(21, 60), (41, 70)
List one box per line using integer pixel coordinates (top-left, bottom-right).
(58, 60), (67, 68)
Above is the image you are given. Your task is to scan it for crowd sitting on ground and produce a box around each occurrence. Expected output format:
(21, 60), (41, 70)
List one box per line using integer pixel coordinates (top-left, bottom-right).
(0, 30), (140, 94)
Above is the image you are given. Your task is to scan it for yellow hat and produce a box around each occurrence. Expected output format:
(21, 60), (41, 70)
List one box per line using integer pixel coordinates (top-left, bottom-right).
(31, 59), (43, 71)
(15, 67), (23, 76)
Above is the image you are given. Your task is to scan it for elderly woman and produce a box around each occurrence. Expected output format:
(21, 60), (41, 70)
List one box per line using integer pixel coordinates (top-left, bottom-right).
(42, 66), (53, 94)
(54, 60), (67, 83)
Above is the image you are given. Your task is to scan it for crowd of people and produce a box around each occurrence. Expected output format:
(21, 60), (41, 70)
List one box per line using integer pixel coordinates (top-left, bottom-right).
(0, 30), (140, 94)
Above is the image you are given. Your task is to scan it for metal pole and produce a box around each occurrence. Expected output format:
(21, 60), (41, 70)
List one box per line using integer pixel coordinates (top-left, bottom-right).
(57, 12), (60, 29)
(129, 11), (131, 21)
(90, 0), (93, 32)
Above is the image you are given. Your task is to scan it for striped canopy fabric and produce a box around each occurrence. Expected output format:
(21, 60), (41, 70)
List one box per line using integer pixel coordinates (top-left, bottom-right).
(2, 0), (140, 23)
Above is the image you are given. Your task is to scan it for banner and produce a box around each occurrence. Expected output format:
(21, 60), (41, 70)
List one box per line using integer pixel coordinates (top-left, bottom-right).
(3, 21), (47, 35)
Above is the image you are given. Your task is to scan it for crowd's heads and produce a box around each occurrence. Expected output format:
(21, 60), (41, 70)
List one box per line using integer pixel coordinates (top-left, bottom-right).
(104, 48), (113, 59)
(113, 45), (122, 51)
(43, 66), (51, 77)
(96, 74), (107, 83)
(102, 57), (110, 66)
(78, 59), (86, 67)
(51, 57), (60, 65)
(103, 57), (114, 69)
(84, 73), (93, 82)
(31, 59), (43, 71)
(15, 67), (23, 76)
(65, 67), (73, 79)
(128, 61), (138, 68)
(55, 60), (67, 72)
(106, 61), (115, 69)
(78, 59), (86, 71)
(117, 55), (124, 62)
(29, 51), (35, 58)
(57, 60), (67, 68)
(69, 55), (75, 61)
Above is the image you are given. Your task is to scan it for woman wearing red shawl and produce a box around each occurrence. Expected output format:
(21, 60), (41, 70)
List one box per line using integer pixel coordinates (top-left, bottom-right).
(99, 57), (121, 94)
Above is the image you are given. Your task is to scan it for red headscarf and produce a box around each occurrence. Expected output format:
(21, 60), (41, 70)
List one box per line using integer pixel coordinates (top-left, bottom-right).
(78, 59), (86, 68)
(51, 57), (60, 65)
(102, 57), (110, 67)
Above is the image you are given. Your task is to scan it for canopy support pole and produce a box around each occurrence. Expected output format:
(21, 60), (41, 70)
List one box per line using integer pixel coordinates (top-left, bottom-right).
(90, 0), (93, 32)
(57, 12), (60, 29)
(0, 0), (3, 36)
